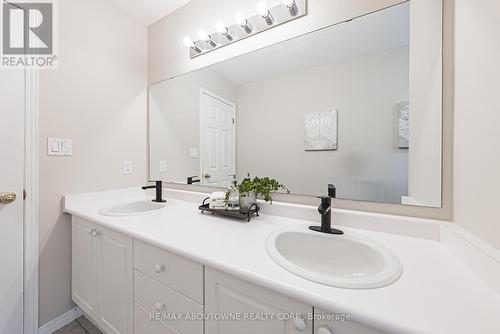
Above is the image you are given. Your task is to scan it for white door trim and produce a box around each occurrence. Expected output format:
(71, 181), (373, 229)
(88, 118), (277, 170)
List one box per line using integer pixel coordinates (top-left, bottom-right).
(24, 67), (39, 334)
(198, 88), (237, 185)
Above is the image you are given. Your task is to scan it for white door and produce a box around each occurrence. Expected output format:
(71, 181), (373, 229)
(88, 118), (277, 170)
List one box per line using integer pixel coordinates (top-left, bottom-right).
(200, 90), (236, 187)
(0, 69), (25, 333)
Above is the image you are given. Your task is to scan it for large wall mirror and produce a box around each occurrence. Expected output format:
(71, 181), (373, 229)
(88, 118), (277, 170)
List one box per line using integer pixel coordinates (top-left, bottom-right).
(149, 1), (443, 207)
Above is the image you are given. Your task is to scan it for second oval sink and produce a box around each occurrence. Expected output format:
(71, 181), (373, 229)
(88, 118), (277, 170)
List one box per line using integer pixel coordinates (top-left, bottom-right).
(100, 201), (166, 217)
(266, 229), (402, 289)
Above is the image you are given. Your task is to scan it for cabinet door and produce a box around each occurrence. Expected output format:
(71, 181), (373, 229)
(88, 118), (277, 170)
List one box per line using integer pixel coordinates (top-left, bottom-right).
(314, 309), (389, 334)
(96, 226), (133, 334)
(205, 268), (313, 334)
(72, 217), (98, 317)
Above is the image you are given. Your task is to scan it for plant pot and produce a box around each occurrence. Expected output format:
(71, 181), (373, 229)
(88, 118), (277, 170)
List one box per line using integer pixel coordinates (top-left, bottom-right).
(239, 191), (257, 208)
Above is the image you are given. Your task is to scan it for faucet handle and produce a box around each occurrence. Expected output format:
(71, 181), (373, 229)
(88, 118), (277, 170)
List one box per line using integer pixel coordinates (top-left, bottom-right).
(317, 195), (332, 205)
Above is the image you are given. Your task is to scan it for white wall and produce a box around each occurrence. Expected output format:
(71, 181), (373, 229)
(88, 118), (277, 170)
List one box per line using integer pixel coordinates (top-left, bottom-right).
(150, 69), (236, 182)
(236, 47), (409, 202)
(38, 0), (148, 326)
(453, 0), (500, 250)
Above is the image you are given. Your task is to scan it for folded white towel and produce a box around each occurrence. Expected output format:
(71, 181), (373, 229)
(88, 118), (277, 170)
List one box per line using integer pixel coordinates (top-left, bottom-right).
(209, 191), (226, 201)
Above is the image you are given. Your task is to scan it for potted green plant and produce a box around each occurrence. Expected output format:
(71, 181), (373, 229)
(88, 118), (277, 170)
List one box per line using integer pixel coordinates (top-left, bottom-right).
(231, 176), (288, 208)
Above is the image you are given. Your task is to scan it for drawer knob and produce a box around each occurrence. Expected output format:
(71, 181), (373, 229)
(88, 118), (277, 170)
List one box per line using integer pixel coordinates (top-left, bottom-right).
(154, 301), (165, 311)
(293, 317), (306, 331)
(89, 229), (99, 237)
(154, 264), (165, 273)
(317, 326), (333, 334)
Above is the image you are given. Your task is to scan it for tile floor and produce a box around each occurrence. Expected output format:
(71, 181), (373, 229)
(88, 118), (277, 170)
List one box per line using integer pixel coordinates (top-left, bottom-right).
(53, 316), (103, 334)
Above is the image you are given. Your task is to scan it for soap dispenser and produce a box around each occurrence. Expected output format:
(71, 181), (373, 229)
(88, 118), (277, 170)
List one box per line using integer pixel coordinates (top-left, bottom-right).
(227, 175), (240, 211)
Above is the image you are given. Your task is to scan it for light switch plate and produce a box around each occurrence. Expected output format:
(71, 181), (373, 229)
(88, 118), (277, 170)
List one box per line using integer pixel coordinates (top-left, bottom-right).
(47, 138), (72, 156)
(123, 161), (133, 175)
(159, 161), (167, 173)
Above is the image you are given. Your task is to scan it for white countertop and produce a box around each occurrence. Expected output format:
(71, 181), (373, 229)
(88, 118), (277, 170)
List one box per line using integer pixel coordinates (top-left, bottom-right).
(64, 188), (500, 334)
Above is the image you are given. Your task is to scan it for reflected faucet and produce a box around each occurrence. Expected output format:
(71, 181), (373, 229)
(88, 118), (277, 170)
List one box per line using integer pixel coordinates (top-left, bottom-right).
(142, 181), (166, 203)
(309, 196), (343, 235)
(187, 176), (201, 185)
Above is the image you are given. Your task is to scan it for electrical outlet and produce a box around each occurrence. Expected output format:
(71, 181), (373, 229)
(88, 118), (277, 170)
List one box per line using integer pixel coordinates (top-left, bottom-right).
(123, 161), (133, 175)
(189, 148), (199, 158)
(159, 161), (167, 173)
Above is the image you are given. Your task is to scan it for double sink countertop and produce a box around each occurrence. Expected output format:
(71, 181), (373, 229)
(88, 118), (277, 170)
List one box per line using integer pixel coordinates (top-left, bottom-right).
(64, 188), (500, 334)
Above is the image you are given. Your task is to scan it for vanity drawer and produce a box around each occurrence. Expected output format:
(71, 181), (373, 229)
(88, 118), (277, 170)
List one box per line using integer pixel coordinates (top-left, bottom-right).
(134, 302), (181, 334)
(134, 270), (203, 334)
(134, 240), (204, 303)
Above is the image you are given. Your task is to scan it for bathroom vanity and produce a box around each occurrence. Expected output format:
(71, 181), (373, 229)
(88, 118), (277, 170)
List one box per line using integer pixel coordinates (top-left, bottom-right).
(64, 188), (500, 334)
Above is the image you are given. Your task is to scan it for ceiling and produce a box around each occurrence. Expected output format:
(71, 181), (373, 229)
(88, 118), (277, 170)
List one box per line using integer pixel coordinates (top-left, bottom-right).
(109, 0), (191, 25)
(210, 2), (409, 85)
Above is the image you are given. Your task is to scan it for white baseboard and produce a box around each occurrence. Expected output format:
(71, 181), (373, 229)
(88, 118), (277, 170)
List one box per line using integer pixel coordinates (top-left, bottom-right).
(38, 307), (82, 334)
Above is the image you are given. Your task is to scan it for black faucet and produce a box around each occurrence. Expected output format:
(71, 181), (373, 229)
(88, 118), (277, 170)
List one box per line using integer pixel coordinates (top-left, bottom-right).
(142, 181), (166, 203)
(187, 176), (200, 185)
(328, 184), (336, 198)
(309, 196), (343, 235)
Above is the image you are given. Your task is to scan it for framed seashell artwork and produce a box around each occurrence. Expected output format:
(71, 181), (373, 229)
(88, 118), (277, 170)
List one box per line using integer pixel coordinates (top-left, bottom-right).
(304, 110), (338, 151)
(398, 102), (409, 149)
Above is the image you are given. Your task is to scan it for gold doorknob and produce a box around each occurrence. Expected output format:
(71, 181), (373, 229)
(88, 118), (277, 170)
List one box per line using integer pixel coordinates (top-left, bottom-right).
(0, 192), (17, 204)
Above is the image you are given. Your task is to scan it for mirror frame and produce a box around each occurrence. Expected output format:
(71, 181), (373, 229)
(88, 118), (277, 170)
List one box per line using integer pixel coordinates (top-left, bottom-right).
(147, 0), (454, 221)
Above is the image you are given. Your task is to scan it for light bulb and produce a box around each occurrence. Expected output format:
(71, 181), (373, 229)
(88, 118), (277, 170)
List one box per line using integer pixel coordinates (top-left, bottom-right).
(234, 12), (247, 26)
(197, 29), (209, 42)
(215, 20), (227, 34)
(182, 36), (194, 48)
(257, 1), (269, 17)
(282, 0), (295, 7)
(257, 1), (273, 25)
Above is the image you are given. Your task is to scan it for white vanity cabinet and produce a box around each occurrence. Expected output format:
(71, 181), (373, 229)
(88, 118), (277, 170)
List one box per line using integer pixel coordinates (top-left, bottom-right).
(313, 309), (389, 334)
(205, 268), (313, 334)
(133, 240), (204, 334)
(71, 217), (387, 334)
(71, 217), (133, 334)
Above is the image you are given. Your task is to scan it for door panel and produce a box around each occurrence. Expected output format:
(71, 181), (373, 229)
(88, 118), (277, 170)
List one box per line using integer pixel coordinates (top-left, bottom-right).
(97, 226), (133, 334)
(314, 308), (389, 334)
(0, 67), (25, 333)
(72, 218), (98, 316)
(200, 91), (236, 187)
(205, 268), (313, 334)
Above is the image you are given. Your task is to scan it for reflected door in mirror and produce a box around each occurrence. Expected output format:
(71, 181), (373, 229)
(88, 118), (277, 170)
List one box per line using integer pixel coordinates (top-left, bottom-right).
(200, 90), (236, 187)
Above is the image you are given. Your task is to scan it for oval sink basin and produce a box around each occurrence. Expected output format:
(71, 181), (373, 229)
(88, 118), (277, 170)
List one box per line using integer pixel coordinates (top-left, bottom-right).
(266, 229), (402, 289)
(100, 201), (166, 217)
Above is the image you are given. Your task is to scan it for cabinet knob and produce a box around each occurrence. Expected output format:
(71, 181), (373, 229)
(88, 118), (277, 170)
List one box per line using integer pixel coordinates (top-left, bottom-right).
(317, 326), (333, 334)
(89, 229), (99, 237)
(154, 264), (165, 273)
(154, 301), (165, 311)
(292, 317), (306, 331)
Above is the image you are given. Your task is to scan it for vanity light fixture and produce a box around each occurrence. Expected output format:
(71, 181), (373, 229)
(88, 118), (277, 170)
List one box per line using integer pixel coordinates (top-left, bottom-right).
(235, 11), (253, 33)
(182, 36), (201, 52)
(215, 20), (233, 41)
(282, 0), (298, 16)
(198, 29), (216, 47)
(184, 0), (307, 58)
(257, 1), (274, 25)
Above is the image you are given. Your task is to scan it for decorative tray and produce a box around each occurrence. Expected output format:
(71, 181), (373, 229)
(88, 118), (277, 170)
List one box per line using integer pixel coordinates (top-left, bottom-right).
(199, 197), (259, 222)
